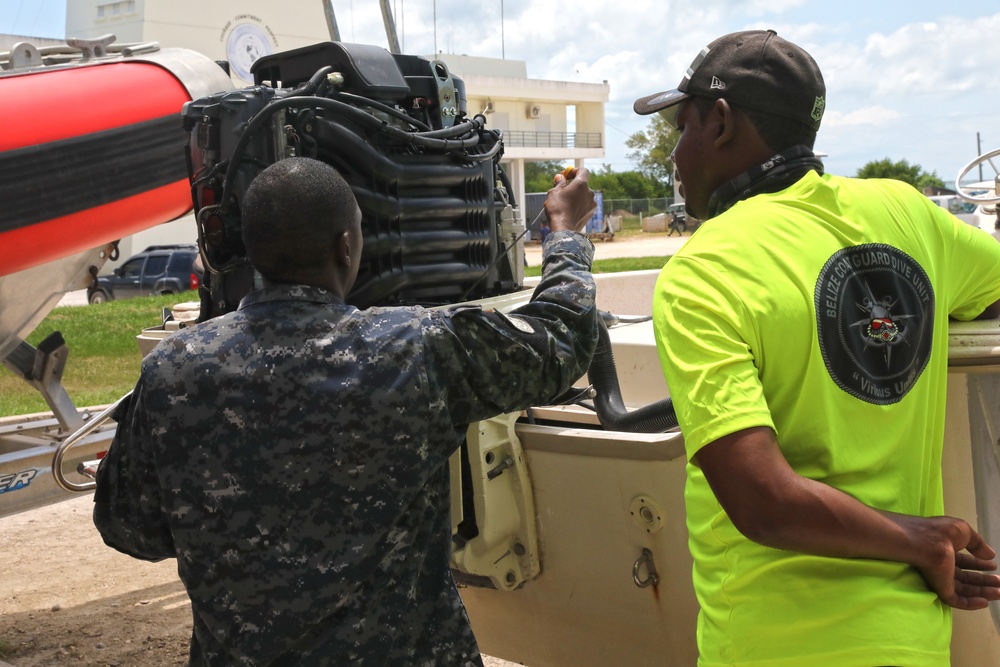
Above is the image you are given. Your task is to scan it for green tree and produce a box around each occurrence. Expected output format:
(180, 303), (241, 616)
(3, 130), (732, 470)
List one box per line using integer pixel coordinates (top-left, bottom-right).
(523, 160), (569, 193)
(587, 166), (669, 199)
(617, 170), (668, 199)
(587, 165), (626, 200)
(522, 161), (669, 200)
(625, 114), (679, 192)
(856, 158), (944, 192)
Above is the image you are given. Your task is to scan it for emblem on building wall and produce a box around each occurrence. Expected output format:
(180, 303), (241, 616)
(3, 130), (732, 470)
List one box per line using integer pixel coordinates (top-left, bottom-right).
(221, 15), (278, 83)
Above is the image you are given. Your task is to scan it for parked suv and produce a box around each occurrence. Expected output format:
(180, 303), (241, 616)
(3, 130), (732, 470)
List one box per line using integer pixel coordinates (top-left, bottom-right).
(88, 245), (201, 304)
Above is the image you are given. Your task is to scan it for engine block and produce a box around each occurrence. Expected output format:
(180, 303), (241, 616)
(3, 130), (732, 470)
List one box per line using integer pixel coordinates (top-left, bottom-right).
(183, 41), (524, 317)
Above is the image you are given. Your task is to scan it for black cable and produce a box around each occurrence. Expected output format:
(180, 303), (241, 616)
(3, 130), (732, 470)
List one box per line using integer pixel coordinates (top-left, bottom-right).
(219, 96), (489, 209)
(285, 66), (334, 97)
(331, 90), (432, 131)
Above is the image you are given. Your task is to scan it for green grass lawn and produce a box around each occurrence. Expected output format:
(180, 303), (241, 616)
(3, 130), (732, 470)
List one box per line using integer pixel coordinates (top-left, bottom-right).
(1, 252), (671, 417)
(524, 255), (669, 278)
(0, 292), (197, 416)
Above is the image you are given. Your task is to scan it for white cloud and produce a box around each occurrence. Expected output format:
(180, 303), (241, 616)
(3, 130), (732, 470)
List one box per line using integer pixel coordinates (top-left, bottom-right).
(822, 106), (905, 129)
(738, 0), (810, 17)
(814, 13), (1000, 99)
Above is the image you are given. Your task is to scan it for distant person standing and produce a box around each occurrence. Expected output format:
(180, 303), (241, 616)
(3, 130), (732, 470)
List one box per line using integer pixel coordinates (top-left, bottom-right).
(667, 211), (684, 236)
(539, 221), (551, 242)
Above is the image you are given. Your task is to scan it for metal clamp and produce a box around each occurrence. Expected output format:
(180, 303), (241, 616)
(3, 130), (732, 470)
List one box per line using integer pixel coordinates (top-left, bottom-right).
(632, 547), (660, 588)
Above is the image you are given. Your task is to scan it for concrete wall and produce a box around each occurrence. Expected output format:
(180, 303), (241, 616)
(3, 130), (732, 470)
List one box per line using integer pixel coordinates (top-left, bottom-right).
(0, 35), (65, 51)
(66, 0), (145, 42)
(115, 216), (198, 268)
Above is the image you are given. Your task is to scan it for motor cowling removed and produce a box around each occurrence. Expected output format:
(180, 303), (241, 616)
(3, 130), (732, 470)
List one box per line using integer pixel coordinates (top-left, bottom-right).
(183, 41), (524, 317)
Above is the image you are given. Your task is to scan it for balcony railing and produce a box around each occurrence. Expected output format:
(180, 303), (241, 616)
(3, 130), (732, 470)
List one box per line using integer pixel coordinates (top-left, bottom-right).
(501, 131), (603, 149)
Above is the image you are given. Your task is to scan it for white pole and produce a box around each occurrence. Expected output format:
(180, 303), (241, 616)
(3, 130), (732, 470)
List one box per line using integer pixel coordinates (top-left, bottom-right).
(321, 0), (340, 41)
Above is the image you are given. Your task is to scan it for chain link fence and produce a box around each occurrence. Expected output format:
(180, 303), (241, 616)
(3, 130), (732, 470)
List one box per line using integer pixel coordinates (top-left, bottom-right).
(603, 197), (674, 216)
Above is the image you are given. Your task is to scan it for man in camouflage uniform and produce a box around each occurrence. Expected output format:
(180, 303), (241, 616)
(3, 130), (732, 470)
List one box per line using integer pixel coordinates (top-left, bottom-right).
(93, 157), (599, 666)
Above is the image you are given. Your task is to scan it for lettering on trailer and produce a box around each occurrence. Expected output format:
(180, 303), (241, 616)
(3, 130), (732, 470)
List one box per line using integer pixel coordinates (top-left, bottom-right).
(0, 468), (39, 494)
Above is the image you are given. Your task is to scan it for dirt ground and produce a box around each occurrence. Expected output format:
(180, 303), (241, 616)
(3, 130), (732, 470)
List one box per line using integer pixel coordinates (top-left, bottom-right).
(522, 230), (687, 265)
(0, 494), (520, 666)
(0, 494), (190, 666)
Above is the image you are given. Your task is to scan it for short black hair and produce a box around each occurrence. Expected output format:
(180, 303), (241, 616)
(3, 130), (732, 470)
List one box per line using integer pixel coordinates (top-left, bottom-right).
(242, 158), (359, 282)
(691, 95), (817, 152)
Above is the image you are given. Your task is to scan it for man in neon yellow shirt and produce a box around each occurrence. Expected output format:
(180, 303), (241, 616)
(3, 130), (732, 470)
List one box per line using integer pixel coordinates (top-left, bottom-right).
(634, 30), (1000, 666)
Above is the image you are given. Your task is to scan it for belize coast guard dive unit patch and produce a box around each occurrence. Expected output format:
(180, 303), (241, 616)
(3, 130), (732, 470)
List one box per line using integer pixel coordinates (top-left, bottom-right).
(815, 243), (935, 405)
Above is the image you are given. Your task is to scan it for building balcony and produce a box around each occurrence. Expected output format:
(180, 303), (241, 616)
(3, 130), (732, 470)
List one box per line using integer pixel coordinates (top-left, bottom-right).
(501, 131), (603, 149)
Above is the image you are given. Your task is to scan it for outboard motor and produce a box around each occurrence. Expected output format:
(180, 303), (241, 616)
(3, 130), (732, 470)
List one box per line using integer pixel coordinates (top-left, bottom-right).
(183, 41), (523, 316)
(183, 41), (677, 434)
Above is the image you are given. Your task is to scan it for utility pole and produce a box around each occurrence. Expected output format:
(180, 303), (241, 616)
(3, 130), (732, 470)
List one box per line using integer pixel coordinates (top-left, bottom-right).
(321, 0), (340, 41)
(978, 132), (984, 182)
(501, 0), (505, 59)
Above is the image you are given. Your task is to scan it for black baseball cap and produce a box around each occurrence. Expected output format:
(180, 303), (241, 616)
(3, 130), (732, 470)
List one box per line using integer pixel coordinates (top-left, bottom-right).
(633, 29), (826, 130)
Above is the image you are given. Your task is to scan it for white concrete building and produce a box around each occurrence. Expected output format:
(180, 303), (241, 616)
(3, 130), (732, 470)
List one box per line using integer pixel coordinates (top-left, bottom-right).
(58, 0), (608, 265)
(435, 53), (609, 211)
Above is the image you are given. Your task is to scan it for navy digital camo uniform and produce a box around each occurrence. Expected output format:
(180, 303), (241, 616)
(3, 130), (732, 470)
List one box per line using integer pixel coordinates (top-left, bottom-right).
(94, 231), (597, 666)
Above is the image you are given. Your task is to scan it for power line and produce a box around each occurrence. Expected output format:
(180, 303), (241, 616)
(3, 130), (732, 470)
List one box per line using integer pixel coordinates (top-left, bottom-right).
(12, 0), (25, 32)
(606, 121), (636, 138)
(29, 0), (46, 36)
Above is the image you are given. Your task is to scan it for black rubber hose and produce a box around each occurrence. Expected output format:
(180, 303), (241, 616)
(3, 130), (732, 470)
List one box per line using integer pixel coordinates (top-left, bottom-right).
(589, 316), (679, 433)
(219, 96), (486, 208)
(330, 90), (433, 132)
(417, 114), (487, 139)
(286, 66), (334, 97)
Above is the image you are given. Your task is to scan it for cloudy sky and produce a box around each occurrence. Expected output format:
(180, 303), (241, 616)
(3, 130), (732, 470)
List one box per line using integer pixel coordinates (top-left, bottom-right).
(4, 0), (1000, 186)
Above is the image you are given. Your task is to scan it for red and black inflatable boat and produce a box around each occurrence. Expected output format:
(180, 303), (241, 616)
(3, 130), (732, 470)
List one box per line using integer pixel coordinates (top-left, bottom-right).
(0, 39), (233, 277)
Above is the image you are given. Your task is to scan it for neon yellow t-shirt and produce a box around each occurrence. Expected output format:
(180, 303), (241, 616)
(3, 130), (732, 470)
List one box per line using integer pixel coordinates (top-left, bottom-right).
(654, 172), (1000, 667)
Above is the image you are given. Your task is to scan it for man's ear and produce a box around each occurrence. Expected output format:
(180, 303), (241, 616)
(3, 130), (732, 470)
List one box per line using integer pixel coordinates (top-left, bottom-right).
(713, 98), (736, 148)
(333, 229), (353, 267)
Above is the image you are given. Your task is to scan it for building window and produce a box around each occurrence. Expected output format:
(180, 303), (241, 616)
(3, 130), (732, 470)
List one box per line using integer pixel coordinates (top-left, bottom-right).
(96, 1), (137, 19)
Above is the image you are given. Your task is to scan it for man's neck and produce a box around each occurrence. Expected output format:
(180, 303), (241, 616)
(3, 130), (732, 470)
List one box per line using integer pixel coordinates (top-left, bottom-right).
(706, 145), (824, 219)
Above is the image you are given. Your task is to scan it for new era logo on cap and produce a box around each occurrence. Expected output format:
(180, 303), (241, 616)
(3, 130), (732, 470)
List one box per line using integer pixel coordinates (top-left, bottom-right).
(710, 76), (726, 91)
(811, 96), (826, 123)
